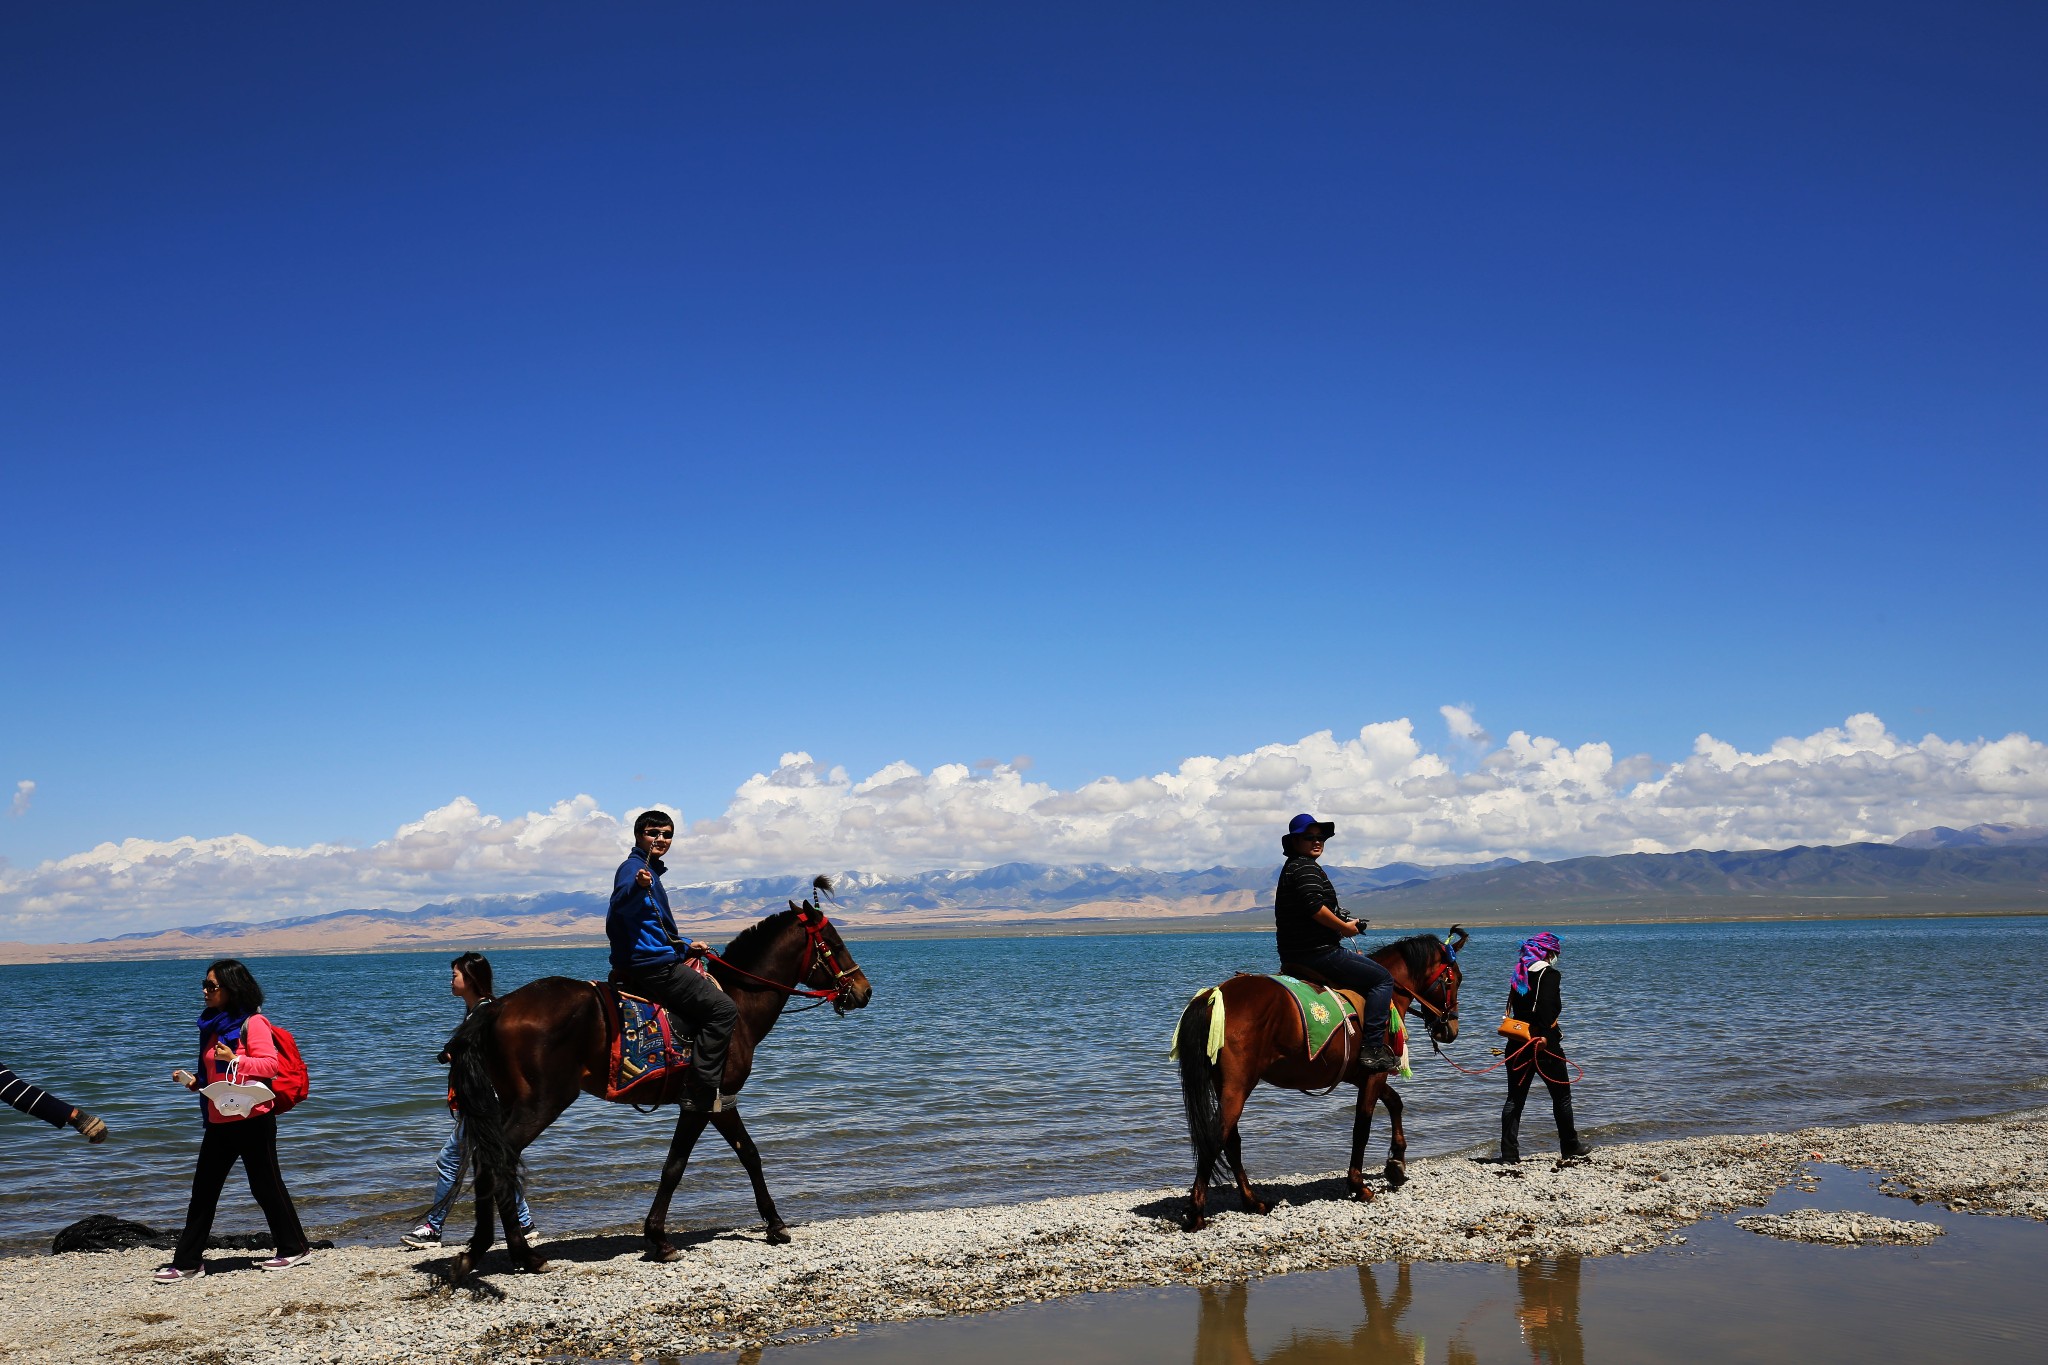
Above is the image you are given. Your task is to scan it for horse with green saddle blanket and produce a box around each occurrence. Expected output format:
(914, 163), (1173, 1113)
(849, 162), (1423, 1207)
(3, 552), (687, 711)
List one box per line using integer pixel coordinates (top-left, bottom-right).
(1171, 928), (1468, 1231)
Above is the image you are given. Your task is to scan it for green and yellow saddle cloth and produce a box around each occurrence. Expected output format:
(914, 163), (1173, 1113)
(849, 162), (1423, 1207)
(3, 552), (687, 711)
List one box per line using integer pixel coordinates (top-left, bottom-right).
(1170, 976), (1411, 1078)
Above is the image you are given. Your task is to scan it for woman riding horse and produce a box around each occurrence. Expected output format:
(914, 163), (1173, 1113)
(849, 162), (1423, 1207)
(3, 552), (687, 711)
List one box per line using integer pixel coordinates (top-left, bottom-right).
(1275, 814), (1398, 1073)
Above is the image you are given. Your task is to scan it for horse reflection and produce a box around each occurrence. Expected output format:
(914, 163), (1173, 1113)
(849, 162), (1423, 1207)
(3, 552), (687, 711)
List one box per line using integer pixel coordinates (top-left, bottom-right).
(1513, 1257), (1584, 1365)
(1195, 1264), (1424, 1365)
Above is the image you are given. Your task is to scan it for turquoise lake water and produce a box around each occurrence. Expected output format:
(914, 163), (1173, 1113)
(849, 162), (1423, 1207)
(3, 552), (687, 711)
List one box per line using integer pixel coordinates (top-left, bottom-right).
(3, 916), (2045, 1254)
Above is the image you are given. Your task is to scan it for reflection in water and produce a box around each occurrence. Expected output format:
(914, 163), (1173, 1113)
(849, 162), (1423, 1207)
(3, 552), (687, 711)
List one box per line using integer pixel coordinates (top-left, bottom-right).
(1513, 1258), (1583, 1365)
(1196, 1257), (1585, 1365)
(1196, 1265), (1425, 1364)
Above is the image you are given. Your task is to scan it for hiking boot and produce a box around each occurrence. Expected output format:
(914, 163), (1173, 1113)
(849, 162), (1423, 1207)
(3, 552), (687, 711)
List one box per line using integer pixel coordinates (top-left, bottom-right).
(682, 1079), (724, 1114)
(1356, 1044), (1401, 1074)
(401, 1224), (442, 1249)
(1559, 1138), (1594, 1159)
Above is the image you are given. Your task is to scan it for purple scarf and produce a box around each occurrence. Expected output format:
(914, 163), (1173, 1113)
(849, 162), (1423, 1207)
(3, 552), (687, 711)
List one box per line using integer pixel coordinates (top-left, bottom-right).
(1511, 933), (1560, 996)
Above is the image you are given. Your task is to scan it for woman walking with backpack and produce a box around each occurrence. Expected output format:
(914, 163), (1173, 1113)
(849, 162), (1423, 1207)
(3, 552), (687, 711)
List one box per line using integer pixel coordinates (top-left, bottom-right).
(154, 959), (311, 1282)
(401, 951), (536, 1248)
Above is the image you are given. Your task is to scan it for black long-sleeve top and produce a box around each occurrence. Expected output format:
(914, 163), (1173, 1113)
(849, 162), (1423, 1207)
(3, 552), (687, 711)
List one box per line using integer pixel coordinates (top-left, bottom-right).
(1275, 855), (1350, 960)
(1505, 964), (1563, 1045)
(1, 1062), (75, 1128)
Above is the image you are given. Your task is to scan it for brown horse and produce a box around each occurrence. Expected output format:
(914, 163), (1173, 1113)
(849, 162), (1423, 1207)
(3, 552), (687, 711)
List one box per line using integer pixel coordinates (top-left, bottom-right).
(443, 884), (873, 1280)
(1173, 930), (1466, 1231)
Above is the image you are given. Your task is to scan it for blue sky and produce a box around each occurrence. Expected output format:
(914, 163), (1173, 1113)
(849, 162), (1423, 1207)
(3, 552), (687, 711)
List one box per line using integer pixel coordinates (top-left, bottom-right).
(3, 3), (2045, 931)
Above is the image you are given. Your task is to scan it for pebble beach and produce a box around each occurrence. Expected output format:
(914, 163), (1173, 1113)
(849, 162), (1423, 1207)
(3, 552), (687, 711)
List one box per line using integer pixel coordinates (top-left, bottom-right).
(2, 1109), (2041, 1364)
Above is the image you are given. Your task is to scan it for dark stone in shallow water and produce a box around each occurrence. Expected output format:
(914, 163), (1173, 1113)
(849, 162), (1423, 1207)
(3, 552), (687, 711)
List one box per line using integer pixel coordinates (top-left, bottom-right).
(51, 1214), (334, 1255)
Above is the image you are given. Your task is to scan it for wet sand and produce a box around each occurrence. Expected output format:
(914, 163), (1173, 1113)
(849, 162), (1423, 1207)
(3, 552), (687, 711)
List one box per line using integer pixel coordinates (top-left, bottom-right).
(1, 1110), (2041, 1363)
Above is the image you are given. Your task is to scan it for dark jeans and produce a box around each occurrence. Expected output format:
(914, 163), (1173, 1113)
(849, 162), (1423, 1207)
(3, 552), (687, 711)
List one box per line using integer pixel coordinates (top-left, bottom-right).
(1, 1063), (74, 1127)
(172, 1114), (308, 1269)
(1501, 1039), (1578, 1157)
(624, 958), (739, 1091)
(1299, 946), (1396, 1046)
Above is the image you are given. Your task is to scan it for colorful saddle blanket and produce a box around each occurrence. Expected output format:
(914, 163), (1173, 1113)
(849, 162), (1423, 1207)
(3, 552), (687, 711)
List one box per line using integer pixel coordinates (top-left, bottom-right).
(1271, 974), (1363, 1059)
(599, 984), (693, 1105)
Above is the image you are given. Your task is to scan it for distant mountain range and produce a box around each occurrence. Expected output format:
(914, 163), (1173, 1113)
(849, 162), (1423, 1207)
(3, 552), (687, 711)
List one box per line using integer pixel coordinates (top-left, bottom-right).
(1360, 840), (2048, 918)
(2, 828), (2041, 963)
(1892, 822), (2048, 850)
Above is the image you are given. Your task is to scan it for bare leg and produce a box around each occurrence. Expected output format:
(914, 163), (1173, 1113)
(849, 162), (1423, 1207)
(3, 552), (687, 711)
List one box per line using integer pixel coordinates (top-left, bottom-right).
(710, 1108), (791, 1245)
(1217, 1076), (1269, 1215)
(1382, 1083), (1408, 1188)
(644, 1108), (713, 1261)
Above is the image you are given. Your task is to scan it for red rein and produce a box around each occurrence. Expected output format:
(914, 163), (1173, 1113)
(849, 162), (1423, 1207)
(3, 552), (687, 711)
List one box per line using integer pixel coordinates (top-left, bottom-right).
(703, 909), (845, 1000)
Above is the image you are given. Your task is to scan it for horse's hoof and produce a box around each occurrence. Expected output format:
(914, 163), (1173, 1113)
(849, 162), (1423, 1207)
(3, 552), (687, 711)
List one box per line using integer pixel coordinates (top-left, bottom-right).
(1187, 1216), (1208, 1233)
(518, 1256), (548, 1275)
(644, 1244), (683, 1263)
(766, 1226), (792, 1246)
(1245, 1200), (1272, 1216)
(446, 1252), (474, 1284)
(1384, 1162), (1408, 1189)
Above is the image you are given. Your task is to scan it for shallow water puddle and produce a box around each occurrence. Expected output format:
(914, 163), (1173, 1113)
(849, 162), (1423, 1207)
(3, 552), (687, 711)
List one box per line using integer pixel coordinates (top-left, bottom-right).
(636, 1164), (2048, 1364)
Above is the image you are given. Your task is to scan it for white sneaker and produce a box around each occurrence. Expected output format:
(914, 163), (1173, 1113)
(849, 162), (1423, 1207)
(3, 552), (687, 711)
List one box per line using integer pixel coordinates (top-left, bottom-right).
(401, 1224), (442, 1249)
(258, 1253), (310, 1271)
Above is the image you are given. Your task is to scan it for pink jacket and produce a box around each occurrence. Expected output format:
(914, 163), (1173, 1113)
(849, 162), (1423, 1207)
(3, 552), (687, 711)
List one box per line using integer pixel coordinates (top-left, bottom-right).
(197, 1014), (282, 1123)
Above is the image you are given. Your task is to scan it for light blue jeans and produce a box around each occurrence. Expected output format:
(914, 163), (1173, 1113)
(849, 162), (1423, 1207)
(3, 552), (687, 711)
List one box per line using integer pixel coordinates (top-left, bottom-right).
(425, 1117), (533, 1233)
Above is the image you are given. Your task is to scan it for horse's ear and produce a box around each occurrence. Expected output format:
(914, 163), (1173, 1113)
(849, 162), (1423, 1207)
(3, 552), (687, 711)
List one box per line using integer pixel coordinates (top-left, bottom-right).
(788, 900), (801, 913)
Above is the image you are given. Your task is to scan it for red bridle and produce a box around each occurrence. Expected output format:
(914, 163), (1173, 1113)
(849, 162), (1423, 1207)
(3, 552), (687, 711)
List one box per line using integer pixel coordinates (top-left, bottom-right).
(705, 907), (861, 1008)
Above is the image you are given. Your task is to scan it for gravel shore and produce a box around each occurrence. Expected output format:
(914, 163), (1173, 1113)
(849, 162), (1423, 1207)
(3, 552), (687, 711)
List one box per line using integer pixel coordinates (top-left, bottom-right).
(5, 1109), (2042, 1364)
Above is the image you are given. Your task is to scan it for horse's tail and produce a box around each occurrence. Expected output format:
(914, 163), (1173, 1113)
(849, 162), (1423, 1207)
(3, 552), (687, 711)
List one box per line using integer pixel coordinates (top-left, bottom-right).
(1174, 988), (1225, 1182)
(447, 1001), (523, 1227)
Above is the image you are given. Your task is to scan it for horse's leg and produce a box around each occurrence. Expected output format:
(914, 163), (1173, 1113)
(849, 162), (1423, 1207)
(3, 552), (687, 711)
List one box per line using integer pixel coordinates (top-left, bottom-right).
(1218, 1071), (1269, 1216)
(492, 1102), (568, 1274)
(711, 1108), (792, 1245)
(1347, 1074), (1384, 1204)
(643, 1107), (713, 1262)
(1382, 1083), (1409, 1188)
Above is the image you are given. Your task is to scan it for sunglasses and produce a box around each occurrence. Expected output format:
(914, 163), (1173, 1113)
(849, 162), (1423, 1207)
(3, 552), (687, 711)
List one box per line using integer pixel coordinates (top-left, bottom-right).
(643, 831), (675, 841)
(202, 980), (221, 991)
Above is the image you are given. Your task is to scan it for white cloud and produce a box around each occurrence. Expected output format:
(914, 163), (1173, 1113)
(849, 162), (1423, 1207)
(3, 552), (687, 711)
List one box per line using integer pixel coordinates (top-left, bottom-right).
(8, 780), (31, 818)
(3, 711), (2043, 940)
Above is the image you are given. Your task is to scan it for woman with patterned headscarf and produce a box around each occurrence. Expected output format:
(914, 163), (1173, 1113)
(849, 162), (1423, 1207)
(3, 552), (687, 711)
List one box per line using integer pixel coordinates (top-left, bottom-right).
(1499, 932), (1591, 1163)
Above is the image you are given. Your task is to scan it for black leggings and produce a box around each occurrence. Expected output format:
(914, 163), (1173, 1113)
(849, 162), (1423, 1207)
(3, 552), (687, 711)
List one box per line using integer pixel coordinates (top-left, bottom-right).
(0, 1063), (75, 1128)
(1502, 1041), (1576, 1145)
(172, 1114), (308, 1268)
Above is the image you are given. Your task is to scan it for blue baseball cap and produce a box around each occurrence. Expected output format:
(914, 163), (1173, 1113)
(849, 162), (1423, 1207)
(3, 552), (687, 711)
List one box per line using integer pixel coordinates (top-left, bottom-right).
(1287, 813), (1335, 840)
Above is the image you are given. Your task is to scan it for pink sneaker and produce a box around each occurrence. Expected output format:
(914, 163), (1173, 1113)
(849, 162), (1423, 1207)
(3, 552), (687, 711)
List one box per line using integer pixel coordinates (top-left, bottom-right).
(152, 1264), (206, 1282)
(258, 1253), (309, 1271)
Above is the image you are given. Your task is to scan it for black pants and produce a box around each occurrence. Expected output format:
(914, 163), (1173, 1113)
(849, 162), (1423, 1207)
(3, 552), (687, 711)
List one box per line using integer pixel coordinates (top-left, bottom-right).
(172, 1114), (308, 1268)
(1, 1063), (74, 1128)
(625, 959), (739, 1092)
(1501, 1040), (1577, 1157)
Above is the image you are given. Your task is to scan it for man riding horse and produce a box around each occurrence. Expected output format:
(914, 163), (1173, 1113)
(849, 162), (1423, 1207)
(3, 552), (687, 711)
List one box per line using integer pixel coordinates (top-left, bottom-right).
(606, 810), (738, 1113)
(1275, 813), (1400, 1074)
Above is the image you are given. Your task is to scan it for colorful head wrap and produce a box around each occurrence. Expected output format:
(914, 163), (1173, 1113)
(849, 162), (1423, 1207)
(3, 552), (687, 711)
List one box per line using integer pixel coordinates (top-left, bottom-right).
(1510, 932), (1561, 996)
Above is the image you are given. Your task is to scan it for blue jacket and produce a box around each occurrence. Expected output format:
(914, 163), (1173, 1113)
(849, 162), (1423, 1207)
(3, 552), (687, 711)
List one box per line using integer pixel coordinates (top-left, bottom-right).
(607, 850), (685, 973)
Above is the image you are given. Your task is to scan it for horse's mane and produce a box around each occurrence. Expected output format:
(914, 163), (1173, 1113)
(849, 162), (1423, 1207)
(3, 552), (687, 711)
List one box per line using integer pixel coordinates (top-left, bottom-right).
(718, 906), (805, 969)
(1374, 933), (1446, 978)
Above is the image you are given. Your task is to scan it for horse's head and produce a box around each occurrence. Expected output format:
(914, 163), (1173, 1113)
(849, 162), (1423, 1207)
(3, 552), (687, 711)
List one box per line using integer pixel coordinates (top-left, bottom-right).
(790, 877), (873, 1015)
(1380, 932), (1462, 1045)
